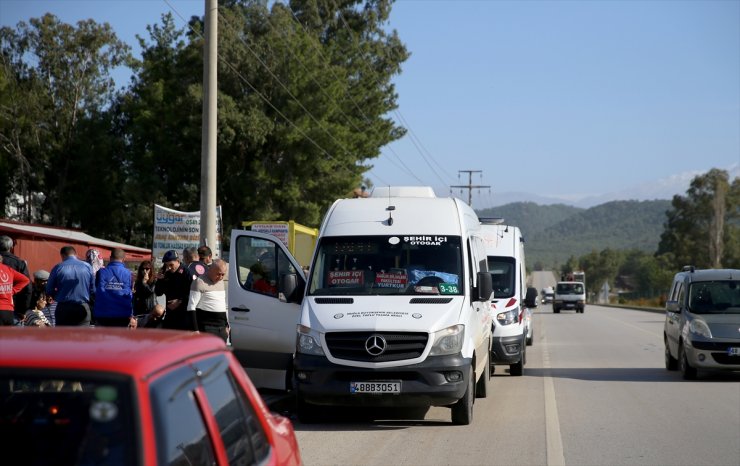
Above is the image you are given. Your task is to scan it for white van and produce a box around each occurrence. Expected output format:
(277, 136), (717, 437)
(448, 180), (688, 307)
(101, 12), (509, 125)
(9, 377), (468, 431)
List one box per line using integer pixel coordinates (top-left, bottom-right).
(480, 221), (538, 376)
(228, 187), (493, 425)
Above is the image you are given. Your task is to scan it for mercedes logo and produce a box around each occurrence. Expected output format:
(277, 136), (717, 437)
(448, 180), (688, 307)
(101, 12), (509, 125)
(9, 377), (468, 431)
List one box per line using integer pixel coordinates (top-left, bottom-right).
(365, 335), (387, 356)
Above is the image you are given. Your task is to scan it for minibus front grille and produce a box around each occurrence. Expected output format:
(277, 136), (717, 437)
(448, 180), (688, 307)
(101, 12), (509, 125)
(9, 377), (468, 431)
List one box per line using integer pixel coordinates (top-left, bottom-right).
(325, 332), (428, 362)
(314, 297), (354, 304)
(409, 298), (453, 304)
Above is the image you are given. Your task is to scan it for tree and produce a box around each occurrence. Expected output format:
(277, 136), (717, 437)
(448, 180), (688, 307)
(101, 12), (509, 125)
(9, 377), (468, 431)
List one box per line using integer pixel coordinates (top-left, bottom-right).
(657, 169), (740, 269)
(0, 14), (131, 225)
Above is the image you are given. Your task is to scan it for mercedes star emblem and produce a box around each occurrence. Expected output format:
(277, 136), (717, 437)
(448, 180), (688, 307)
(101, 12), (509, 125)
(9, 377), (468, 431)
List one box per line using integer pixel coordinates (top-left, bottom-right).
(365, 335), (387, 356)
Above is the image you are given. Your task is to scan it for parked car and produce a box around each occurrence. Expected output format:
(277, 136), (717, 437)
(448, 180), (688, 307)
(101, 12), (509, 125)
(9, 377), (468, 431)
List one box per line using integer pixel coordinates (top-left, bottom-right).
(0, 328), (302, 466)
(664, 267), (740, 379)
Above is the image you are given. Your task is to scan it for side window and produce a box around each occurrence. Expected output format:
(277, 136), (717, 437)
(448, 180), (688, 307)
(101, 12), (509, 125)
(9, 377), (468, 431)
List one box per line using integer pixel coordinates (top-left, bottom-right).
(676, 282), (685, 308)
(198, 356), (271, 465)
(236, 236), (280, 297)
(150, 365), (215, 466)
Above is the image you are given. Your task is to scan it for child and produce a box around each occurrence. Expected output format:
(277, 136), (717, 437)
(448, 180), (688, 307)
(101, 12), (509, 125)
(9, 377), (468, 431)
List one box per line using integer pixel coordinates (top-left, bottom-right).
(24, 293), (52, 327)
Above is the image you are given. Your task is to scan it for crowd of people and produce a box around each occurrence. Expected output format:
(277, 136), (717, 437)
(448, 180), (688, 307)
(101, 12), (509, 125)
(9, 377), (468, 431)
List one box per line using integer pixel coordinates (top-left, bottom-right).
(0, 236), (230, 342)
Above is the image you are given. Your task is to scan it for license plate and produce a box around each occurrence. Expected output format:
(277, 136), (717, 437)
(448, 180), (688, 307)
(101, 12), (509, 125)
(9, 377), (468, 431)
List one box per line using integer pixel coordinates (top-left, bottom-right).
(350, 381), (401, 394)
(728, 347), (740, 356)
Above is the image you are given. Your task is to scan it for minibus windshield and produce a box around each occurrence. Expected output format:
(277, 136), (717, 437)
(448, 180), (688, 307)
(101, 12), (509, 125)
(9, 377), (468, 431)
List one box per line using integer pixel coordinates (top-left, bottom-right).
(308, 235), (463, 296)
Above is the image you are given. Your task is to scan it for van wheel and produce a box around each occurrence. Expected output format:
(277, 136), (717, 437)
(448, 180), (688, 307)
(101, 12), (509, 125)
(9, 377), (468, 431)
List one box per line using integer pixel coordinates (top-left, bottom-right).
(553, 307), (560, 314)
(475, 362), (488, 399)
(451, 373), (474, 425)
(509, 337), (526, 376)
(526, 327), (534, 346)
(665, 341), (678, 371)
(679, 342), (697, 380)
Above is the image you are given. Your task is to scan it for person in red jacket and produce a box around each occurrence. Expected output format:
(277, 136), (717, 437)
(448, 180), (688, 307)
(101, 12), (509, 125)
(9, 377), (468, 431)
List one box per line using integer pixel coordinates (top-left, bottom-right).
(0, 256), (31, 326)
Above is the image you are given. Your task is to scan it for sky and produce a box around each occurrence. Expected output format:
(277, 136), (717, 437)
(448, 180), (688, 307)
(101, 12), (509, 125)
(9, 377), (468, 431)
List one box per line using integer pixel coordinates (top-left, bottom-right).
(2, 0), (739, 209)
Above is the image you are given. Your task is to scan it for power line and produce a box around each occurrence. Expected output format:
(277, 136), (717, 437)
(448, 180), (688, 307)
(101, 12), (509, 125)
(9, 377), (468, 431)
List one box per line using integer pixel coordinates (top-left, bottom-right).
(162, 0), (390, 186)
(334, 6), (455, 186)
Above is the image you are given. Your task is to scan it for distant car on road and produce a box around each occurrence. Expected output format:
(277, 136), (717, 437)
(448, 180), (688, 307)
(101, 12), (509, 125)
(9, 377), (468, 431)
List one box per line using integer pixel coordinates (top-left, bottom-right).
(541, 286), (554, 303)
(664, 267), (740, 380)
(0, 328), (302, 466)
(553, 281), (586, 313)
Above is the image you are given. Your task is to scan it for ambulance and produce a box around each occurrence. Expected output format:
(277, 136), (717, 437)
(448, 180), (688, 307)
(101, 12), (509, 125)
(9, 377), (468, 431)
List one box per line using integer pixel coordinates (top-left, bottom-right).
(480, 220), (538, 376)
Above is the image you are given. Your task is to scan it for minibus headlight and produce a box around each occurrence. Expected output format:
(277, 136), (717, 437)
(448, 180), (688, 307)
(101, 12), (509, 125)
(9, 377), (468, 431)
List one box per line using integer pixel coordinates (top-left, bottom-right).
(689, 320), (712, 339)
(496, 308), (519, 326)
(430, 324), (465, 356)
(296, 324), (325, 355)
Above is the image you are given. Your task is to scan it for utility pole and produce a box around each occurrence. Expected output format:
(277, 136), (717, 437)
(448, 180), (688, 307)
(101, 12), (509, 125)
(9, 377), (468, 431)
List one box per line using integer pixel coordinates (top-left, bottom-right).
(200, 0), (218, 250)
(451, 170), (490, 206)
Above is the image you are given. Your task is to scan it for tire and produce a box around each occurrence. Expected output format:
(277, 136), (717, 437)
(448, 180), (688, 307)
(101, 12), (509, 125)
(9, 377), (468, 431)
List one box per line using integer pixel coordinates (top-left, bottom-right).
(553, 307), (560, 314)
(665, 340), (678, 371)
(510, 340), (525, 376)
(526, 327), (534, 346)
(679, 342), (697, 380)
(451, 371), (474, 425)
(475, 361), (488, 399)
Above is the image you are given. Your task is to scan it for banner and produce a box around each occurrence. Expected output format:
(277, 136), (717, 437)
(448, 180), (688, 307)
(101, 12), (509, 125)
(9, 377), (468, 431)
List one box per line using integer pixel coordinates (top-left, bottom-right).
(153, 204), (222, 264)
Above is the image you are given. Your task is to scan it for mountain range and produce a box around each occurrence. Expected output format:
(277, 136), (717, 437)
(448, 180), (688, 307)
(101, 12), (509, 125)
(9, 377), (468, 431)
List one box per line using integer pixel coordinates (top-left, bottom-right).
(476, 199), (672, 269)
(483, 164), (739, 209)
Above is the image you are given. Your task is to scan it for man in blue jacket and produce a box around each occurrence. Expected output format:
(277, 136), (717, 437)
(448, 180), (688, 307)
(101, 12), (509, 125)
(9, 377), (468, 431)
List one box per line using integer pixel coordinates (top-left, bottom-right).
(93, 248), (133, 327)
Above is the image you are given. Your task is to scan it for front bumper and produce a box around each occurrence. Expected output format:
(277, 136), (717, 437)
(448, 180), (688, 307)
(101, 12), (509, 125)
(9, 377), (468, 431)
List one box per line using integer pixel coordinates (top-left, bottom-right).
(686, 340), (740, 370)
(490, 334), (523, 365)
(294, 353), (472, 407)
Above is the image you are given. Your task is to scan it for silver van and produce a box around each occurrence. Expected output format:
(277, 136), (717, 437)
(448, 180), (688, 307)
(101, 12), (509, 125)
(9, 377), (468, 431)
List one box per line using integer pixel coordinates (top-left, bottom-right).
(664, 267), (740, 379)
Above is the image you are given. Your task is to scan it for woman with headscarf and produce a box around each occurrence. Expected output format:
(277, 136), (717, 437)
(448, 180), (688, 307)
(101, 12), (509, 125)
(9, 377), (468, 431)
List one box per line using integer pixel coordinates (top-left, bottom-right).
(85, 249), (104, 277)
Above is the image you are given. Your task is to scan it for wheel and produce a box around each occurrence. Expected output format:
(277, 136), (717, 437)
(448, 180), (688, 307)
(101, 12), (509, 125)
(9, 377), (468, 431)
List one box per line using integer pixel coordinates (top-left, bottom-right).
(296, 394), (321, 423)
(509, 340), (525, 376)
(553, 307), (560, 314)
(451, 371), (474, 425)
(665, 340), (678, 371)
(475, 360), (488, 399)
(679, 342), (697, 380)
(526, 326), (533, 346)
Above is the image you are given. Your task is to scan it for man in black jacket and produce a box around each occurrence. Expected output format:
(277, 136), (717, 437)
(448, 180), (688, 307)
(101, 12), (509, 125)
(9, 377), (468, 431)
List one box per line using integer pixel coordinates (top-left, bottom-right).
(0, 235), (32, 322)
(154, 250), (195, 331)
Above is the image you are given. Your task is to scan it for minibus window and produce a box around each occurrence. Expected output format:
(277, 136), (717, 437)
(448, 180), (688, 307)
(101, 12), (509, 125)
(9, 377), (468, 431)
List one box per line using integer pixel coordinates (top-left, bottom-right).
(308, 235), (463, 296)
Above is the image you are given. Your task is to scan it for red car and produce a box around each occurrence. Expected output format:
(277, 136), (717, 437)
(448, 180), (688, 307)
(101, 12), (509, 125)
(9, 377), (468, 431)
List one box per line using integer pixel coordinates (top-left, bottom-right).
(0, 328), (302, 466)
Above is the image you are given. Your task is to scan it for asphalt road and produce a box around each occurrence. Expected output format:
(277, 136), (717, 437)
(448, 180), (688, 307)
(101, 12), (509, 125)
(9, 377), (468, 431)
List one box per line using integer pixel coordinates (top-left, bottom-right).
(288, 303), (740, 466)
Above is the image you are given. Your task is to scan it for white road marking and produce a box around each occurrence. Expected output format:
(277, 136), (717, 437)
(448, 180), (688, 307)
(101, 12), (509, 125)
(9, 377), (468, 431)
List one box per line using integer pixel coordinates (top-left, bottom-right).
(542, 327), (566, 466)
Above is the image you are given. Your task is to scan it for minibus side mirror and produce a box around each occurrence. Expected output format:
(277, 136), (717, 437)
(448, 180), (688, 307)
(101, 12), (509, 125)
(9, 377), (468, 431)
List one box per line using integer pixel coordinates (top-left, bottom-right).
(477, 271), (493, 301)
(524, 287), (539, 307)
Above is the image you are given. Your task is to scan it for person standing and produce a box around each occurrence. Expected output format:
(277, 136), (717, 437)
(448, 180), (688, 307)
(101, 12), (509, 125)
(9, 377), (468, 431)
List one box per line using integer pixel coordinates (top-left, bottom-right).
(182, 247), (198, 278)
(187, 259), (229, 342)
(133, 260), (157, 315)
(0, 235), (32, 323)
(93, 248), (134, 327)
(0, 255), (31, 326)
(154, 250), (194, 331)
(46, 246), (95, 326)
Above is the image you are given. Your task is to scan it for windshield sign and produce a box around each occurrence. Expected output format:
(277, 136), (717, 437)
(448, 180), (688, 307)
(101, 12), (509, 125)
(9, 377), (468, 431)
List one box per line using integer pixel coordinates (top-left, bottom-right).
(308, 235), (463, 296)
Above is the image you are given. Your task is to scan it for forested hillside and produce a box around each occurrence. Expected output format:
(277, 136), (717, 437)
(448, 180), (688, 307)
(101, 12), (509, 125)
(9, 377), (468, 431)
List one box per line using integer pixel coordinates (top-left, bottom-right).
(477, 200), (672, 268)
